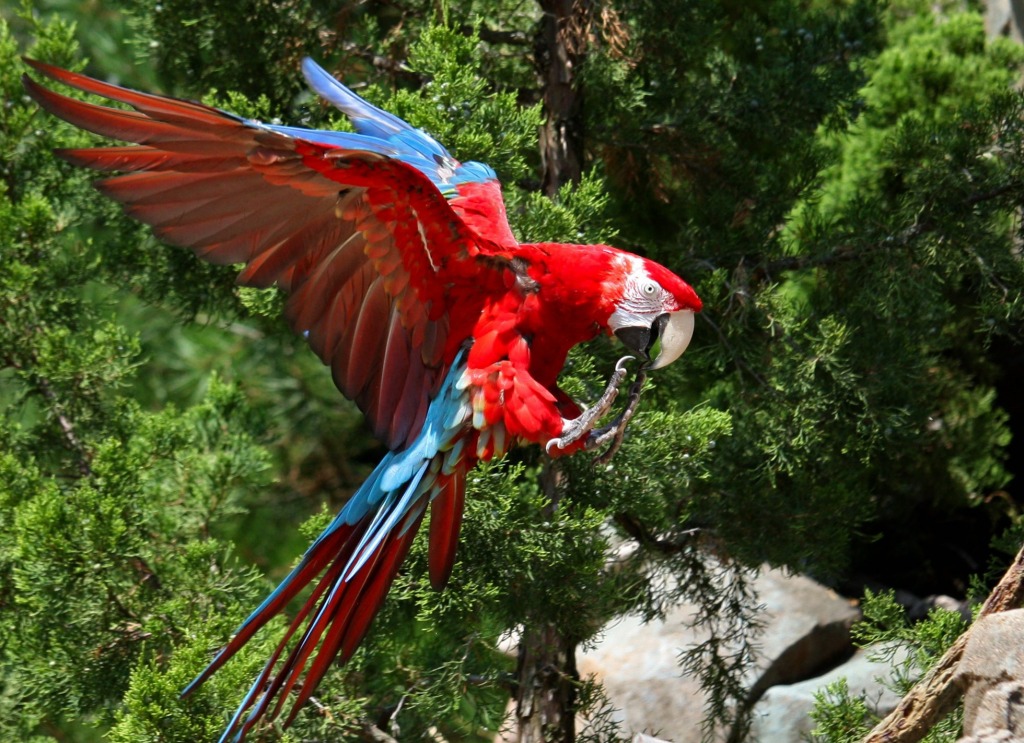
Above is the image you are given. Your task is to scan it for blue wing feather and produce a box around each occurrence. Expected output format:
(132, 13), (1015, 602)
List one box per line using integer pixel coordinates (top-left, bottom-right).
(260, 58), (500, 195)
(301, 57), (418, 142)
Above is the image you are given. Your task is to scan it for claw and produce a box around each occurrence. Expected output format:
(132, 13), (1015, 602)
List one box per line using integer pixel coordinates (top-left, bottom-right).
(590, 370), (647, 465)
(545, 356), (634, 454)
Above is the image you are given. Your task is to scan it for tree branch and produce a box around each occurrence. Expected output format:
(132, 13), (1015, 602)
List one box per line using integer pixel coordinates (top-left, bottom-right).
(34, 373), (92, 477)
(759, 221), (931, 280)
(613, 512), (703, 555)
(963, 181), (1021, 206)
(760, 180), (1022, 281)
(363, 722), (400, 743)
(536, 0), (589, 196)
(459, 24), (531, 46)
(862, 542), (1024, 743)
(329, 41), (420, 82)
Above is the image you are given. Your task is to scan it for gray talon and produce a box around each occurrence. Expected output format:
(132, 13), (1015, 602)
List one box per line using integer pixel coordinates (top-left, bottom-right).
(546, 358), (649, 463)
(591, 370), (647, 465)
(546, 357), (633, 453)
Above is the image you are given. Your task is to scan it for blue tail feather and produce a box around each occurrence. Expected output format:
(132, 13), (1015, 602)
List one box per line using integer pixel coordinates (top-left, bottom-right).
(186, 353), (474, 741)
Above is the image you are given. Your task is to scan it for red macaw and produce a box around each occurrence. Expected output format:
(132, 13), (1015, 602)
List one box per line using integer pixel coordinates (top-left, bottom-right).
(23, 58), (702, 741)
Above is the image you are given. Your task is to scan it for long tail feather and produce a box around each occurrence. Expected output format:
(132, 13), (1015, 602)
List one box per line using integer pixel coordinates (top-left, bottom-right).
(197, 464), (442, 742)
(183, 355), (477, 741)
(282, 512), (423, 727)
(181, 524), (362, 698)
(428, 471), (467, 590)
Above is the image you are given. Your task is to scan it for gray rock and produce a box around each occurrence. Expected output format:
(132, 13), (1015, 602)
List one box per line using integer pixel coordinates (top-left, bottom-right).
(745, 570), (861, 698)
(987, 0), (1024, 42)
(893, 589), (973, 622)
(576, 567), (860, 741)
(957, 609), (1024, 741)
(577, 600), (712, 742)
(965, 681), (1024, 737)
(749, 646), (908, 741)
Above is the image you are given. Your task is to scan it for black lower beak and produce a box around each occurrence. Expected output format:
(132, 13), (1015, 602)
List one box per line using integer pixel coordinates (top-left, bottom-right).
(614, 313), (669, 361)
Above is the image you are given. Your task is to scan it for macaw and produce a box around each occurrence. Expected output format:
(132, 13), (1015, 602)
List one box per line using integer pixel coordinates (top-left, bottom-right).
(23, 58), (702, 741)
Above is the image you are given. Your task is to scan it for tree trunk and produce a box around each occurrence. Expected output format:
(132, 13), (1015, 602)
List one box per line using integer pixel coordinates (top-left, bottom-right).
(513, 459), (580, 742)
(536, 0), (589, 197)
(513, 623), (579, 743)
(513, 3), (592, 740)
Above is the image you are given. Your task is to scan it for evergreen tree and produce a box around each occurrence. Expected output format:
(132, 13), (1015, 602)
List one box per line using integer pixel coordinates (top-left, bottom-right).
(2, 1), (1022, 741)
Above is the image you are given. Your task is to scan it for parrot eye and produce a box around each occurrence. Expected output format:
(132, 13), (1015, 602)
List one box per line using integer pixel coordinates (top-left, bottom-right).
(641, 281), (658, 297)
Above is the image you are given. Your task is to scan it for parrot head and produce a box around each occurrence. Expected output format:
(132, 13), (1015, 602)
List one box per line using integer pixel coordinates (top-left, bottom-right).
(606, 255), (702, 371)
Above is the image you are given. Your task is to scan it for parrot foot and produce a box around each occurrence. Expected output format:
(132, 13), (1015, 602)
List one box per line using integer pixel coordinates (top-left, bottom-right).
(589, 369), (647, 465)
(546, 355), (633, 454)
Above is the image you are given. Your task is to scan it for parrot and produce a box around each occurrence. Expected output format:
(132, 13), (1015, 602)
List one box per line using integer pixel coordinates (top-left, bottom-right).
(23, 58), (702, 741)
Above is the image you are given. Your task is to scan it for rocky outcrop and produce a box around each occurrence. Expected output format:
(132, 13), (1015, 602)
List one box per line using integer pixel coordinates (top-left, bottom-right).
(576, 598), (710, 740)
(501, 569), (1022, 742)
(956, 609), (1024, 743)
(987, 0), (1024, 42)
(743, 570), (861, 697)
(749, 647), (908, 741)
(576, 567), (861, 741)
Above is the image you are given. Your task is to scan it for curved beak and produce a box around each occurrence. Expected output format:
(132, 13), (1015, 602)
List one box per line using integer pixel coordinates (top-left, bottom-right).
(614, 310), (695, 370)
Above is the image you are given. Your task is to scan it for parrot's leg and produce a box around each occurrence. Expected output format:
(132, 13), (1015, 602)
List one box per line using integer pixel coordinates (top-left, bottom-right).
(546, 355), (633, 454)
(588, 369), (647, 465)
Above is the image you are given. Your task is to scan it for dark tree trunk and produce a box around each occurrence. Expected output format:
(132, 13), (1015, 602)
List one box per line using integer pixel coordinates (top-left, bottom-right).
(513, 4), (593, 740)
(513, 623), (579, 743)
(536, 0), (590, 197)
(513, 460), (581, 743)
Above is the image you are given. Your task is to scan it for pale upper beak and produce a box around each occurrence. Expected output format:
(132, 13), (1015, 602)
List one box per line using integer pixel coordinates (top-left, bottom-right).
(613, 309), (695, 370)
(647, 310), (695, 369)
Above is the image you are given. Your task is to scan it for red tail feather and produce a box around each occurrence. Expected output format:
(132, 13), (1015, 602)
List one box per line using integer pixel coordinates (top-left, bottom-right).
(196, 505), (433, 739)
(428, 470), (467, 590)
(283, 511), (425, 726)
(183, 523), (361, 697)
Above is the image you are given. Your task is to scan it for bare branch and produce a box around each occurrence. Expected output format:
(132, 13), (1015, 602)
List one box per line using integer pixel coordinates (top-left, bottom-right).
(363, 722), (400, 743)
(613, 512), (703, 555)
(759, 221), (931, 281)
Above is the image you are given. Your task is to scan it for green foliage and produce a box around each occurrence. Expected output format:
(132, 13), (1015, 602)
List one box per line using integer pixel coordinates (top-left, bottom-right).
(1, 12), (292, 742)
(124, 0), (338, 107)
(509, 171), (619, 245)
(589, 0), (884, 259)
(616, 0), (1024, 584)
(809, 678), (873, 743)
(3, 0), (1023, 741)
(812, 3), (1024, 215)
(851, 589), (967, 694)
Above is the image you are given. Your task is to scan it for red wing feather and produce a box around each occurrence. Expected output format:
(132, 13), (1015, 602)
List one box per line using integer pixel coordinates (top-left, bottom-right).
(24, 60), (511, 449)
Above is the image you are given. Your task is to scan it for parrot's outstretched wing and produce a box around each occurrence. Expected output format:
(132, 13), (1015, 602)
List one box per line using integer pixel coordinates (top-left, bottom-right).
(298, 59), (519, 248)
(22, 58), (514, 450)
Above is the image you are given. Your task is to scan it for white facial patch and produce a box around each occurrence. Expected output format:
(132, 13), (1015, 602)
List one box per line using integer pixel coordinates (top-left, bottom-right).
(608, 259), (672, 332)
